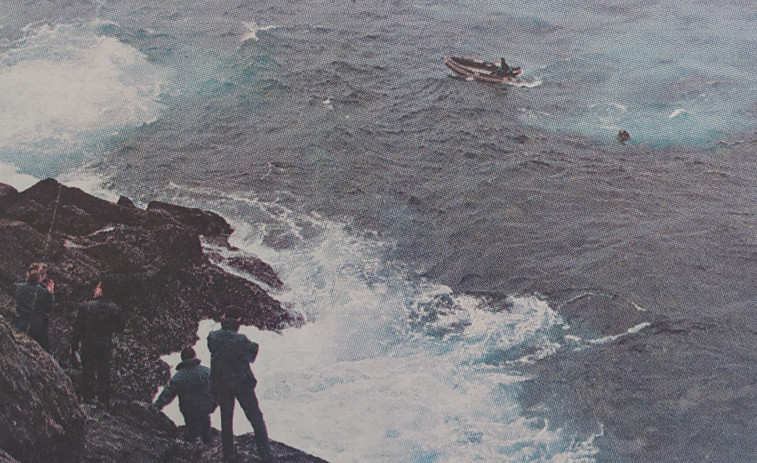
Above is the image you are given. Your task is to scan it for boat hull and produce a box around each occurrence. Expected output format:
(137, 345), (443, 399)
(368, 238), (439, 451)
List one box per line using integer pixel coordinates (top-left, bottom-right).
(443, 56), (522, 83)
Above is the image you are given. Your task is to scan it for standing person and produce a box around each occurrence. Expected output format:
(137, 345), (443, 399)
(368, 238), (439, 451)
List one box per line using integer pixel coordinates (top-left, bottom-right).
(14, 262), (55, 351)
(70, 279), (125, 408)
(207, 306), (274, 463)
(153, 347), (216, 445)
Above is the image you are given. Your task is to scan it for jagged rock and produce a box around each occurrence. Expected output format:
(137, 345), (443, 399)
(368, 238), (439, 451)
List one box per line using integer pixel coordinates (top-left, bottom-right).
(201, 434), (331, 462)
(117, 196), (136, 208)
(0, 292), (15, 321)
(226, 256), (284, 290)
(77, 223), (204, 278)
(0, 184), (19, 216)
(0, 316), (85, 462)
(4, 179), (139, 236)
(82, 401), (200, 463)
(83, 401), (331, 463)
(0, 180), (321, 461)
(0, 449), (20, 463)
(147, 201), (232, 238)
(0, 219), (49, 294)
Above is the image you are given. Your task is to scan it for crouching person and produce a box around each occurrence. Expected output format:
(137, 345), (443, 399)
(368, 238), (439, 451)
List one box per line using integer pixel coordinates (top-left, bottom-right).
(153, 347), (217, 445)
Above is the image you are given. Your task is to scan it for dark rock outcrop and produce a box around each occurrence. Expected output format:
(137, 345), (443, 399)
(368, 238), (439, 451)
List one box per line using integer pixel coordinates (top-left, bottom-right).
(0, 449), (20, 463)
(147, 201), (233, 238)
(0, 184), (19, 215)
(0, 315), (85, 462)
(0, 219), (48, 294)
(205, 253), (285, 291)
(0, 179), (323, 462)
(81, 401), (200, 463)
(116, 196), (136, 208)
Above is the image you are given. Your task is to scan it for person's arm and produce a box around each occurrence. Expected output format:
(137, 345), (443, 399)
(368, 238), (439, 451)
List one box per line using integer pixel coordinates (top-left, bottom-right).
(70, 306), (85, 352)
(243, 337), (259, 364)
(14, 284), (26, 324)
(153, 378), (178, 410)
(112, 304), (125, 334)
(207, 331), (217, 354)
(40, 286), (54, 313)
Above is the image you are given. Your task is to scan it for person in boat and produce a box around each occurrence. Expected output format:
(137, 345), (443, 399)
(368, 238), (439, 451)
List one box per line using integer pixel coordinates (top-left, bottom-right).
(496, 57), (511, 75)
(618, 129), (631, 144)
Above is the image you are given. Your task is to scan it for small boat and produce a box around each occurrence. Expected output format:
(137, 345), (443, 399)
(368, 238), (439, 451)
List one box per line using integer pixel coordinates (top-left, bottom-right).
(443, 56), (522, 83)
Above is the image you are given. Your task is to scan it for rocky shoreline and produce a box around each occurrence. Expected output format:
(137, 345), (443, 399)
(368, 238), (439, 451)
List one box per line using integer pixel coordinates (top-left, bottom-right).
(0, 179), (327, 462)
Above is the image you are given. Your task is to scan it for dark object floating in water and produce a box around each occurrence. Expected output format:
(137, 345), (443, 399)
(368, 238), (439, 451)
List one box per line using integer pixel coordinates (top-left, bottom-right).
(618, 129), (631, 143)
(443, 56), (522, 83)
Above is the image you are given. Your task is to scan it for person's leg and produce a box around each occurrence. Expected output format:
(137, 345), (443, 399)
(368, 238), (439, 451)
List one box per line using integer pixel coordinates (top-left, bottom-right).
(30, 320), (50, 352)
(96, 352), (113, 407)
(235, 384), (273, 460)
(183, 413), (201, 442)
(80, 349), (96, 403)
(200, 413), (212, 444)
(217, 390), (237, 459)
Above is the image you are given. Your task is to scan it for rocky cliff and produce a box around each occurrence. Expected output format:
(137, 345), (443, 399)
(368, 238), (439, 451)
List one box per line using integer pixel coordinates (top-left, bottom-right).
(0, 179), (327, 463)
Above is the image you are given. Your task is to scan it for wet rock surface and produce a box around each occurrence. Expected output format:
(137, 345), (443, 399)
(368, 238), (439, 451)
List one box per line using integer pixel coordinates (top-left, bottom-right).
(0, 180), (325, 462)
(0, 315), (84, 462)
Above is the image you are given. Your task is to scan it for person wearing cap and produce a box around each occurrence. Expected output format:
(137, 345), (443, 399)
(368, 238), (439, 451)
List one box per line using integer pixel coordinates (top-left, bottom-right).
(14, 262), (55, 351)
(154, 347), (217, 444)
(207, 306), (274, 462)
(70, 279), (124, 408)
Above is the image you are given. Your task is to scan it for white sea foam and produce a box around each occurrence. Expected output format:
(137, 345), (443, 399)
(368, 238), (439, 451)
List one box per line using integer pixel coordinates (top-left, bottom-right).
(151, 183), (602, 463)
(0, 160), (124, 202)
(241, 21), (278, 42)
(0, 161), (38, 190)
(0, 22), (168, 152)
(508, 77), (543, 88)
(566, 322), (652, 351)
(668, 108), (686, 118)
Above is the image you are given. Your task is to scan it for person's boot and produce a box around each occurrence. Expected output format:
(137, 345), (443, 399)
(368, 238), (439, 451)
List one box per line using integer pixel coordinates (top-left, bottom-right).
(223, 449), (239, 463)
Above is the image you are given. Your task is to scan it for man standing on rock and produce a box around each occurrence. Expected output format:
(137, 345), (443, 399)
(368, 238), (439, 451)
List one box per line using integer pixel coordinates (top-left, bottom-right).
(14, 262), (55, 351)
(70, 279), (125, 409)
(153, 347), (217, 444)
(208, 306), (274, 463)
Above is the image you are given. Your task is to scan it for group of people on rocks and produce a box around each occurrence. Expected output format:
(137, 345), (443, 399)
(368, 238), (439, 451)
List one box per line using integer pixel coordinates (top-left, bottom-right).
(154, 306), (274, 462)
(12, 262), (274, 462)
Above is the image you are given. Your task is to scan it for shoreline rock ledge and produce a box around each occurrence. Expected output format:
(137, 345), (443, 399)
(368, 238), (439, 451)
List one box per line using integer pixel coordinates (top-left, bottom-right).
(0, 179), (328, 463)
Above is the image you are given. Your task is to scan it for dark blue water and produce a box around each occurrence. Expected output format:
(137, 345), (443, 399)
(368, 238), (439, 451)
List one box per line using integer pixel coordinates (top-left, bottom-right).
(3, 1), (757, 461)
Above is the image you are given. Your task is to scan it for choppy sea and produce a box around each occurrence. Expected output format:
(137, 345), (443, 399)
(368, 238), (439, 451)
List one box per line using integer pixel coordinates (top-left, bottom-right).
(4, 1), (757, 461)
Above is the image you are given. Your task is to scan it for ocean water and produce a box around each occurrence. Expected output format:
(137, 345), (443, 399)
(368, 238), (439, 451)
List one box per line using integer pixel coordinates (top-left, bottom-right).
(3, 0), (757, 461)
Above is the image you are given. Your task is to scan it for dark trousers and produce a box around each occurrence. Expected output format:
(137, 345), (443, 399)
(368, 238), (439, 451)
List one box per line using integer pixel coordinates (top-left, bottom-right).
(216, 381), (272, 460)
(28, 319), (50, 352)
(183, 412), (212, 444)
(81, 347), (112, 406)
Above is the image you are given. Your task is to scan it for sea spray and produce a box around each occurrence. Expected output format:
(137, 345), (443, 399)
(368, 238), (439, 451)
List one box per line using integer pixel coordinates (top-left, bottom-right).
(153, 183), (602, 462)
(0, 22), (167, 153)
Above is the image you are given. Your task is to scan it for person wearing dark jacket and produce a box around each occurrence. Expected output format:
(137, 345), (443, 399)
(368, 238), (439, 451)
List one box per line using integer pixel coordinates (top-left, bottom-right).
(14, 262), (55, 351)
(70, 279), (125, 408)
(207, 306), (274, 463)
(154, 347), (217, 444)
